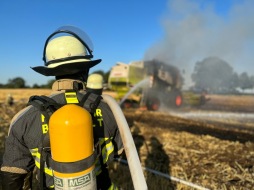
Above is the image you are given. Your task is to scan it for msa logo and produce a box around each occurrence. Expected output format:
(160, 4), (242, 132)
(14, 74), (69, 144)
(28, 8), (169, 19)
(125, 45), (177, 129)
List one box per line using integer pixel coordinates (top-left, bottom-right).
(54, 177), (63, 187)
(68, 173), (91, 187)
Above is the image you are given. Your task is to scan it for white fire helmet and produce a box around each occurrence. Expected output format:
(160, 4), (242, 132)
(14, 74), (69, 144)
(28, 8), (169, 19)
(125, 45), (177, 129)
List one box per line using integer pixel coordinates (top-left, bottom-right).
(87, 74), (103, 89)
(45, 36), (90, 68)
(31, 26), (101, 76)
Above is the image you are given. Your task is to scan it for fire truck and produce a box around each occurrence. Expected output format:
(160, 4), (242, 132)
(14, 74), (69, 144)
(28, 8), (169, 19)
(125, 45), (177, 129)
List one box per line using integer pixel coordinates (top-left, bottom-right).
(108, 60), (183, 110)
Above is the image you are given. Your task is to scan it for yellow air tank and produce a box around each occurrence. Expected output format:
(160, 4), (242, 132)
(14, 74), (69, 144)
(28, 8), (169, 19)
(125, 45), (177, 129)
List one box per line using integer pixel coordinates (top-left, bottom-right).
(49, 104), (96, 190)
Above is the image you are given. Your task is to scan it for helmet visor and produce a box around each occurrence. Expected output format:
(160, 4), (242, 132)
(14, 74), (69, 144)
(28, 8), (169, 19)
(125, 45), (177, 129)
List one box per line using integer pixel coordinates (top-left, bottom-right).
(56, 25), (94, 52)
(43, 25), (94, 63)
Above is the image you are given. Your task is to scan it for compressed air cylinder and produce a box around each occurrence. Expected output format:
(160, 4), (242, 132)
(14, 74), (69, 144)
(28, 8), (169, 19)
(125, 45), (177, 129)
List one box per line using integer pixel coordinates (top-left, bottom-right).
(49, 104), (96, 190)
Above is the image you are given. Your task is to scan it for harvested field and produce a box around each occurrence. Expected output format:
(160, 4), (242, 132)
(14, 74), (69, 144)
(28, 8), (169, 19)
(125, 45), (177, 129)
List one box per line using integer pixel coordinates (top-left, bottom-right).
(0, 88), (52, 103)
(110, 94), (254, 190)
(111, 110), (254, 190)
(0, 90), (254, 190)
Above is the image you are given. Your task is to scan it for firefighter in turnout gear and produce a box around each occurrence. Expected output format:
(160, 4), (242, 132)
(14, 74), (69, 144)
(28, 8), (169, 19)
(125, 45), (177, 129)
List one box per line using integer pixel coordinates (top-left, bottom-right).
(86, 73), (104, 95)
(1, 26), (123, 190)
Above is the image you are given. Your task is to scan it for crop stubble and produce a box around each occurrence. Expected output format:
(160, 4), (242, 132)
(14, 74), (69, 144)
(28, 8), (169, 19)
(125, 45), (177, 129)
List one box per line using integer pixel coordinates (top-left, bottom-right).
(0, 90), (253, 189)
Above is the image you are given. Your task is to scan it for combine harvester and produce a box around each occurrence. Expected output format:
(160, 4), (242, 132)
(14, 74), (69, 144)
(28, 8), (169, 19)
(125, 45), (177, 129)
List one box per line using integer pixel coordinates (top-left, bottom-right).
(108, 60), (183, 110)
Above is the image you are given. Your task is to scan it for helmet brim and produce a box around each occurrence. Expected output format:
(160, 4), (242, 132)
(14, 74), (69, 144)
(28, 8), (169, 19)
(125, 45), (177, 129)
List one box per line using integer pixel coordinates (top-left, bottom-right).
(31, 59), (101, 76)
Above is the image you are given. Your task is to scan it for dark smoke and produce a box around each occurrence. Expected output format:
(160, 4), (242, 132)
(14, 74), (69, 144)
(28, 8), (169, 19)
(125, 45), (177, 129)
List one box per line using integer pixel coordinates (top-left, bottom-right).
(144, 0), (254, 89)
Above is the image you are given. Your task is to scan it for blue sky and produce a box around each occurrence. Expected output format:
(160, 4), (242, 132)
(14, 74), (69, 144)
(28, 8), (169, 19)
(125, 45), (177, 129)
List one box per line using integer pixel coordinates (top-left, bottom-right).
(0, 0), (253, 87)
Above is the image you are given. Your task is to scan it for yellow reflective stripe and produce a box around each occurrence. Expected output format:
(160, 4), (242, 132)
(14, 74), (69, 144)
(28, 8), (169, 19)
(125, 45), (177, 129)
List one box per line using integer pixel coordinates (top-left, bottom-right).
(99, 138), (107, 145)
(102, 141), (114, 163)
(108, 183), (118, 190)
(88, 138), (115, 176)
(30, 148), (38, 156)
(65, 91), (79, 103)
(30, 149), (53, 176)
(34, 160), (53, 176)
(98, 138), (114, 164)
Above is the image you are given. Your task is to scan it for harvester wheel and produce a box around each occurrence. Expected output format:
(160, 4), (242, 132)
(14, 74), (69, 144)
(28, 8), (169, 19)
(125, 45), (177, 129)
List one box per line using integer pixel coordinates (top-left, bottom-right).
(121, 99), (139, 109)
(175, 94), (182, 107)
(168, 90), (183, 108)
(146, 97), (160, 111)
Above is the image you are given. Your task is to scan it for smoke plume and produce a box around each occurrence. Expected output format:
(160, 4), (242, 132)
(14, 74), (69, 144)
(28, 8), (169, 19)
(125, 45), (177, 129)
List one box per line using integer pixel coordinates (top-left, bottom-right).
(144, 0), (254, 89)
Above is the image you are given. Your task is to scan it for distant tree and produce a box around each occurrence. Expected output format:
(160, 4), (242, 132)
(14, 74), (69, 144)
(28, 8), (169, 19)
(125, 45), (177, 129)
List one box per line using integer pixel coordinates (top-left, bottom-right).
(39, 79), (55, 89)
(228, 72), (240, 93)
(6, 77), (26, 88)
(250, 75), (254, 87)
(239, 72), (253, 91)
(191, 57), (235, 93)
(32, 83), (40, 89)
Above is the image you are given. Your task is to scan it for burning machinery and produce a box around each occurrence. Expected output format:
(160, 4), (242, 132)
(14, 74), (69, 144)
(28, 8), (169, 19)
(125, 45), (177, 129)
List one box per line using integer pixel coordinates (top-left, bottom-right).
(108, 60), (183, 110)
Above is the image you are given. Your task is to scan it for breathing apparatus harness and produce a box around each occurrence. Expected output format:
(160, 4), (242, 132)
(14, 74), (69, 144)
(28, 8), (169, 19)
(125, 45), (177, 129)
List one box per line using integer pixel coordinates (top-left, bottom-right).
(27, 90), (102, 189)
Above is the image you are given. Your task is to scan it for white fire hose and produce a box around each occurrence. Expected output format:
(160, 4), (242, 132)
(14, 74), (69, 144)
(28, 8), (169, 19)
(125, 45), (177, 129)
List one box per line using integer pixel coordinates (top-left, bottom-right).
(102, 94), (148, 190)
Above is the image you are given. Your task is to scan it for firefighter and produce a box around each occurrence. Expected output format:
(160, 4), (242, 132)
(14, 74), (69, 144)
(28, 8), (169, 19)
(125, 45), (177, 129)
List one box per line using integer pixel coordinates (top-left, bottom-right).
(1, 26), (123, 190)
(86, 73), (104, 95)
(6, 93), (14, 106)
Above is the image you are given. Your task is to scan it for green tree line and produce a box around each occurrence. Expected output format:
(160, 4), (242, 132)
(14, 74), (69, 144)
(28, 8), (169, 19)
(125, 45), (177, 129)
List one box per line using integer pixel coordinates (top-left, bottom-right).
(0, 70), (110, 89)
(191, 57), (254, 93)
(1, 58), (254, 94)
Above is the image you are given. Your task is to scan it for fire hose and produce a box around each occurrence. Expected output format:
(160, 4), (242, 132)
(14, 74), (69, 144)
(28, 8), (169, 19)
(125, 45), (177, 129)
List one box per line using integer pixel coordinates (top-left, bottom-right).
(102, 94), (148, 190)
(115, 158), (210, 190)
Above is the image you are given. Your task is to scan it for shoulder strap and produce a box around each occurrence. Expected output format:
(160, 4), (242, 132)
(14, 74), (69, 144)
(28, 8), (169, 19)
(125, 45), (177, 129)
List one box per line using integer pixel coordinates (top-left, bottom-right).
(27, 95), (63, 120)
(27, 95), (64, 147)
(79, 92), (102, 113)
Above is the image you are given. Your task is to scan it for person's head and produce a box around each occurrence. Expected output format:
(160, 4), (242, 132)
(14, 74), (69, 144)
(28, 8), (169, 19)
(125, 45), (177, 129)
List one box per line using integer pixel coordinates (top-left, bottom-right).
(86, 73), (104, 95)
(31, 26), (101, 82)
